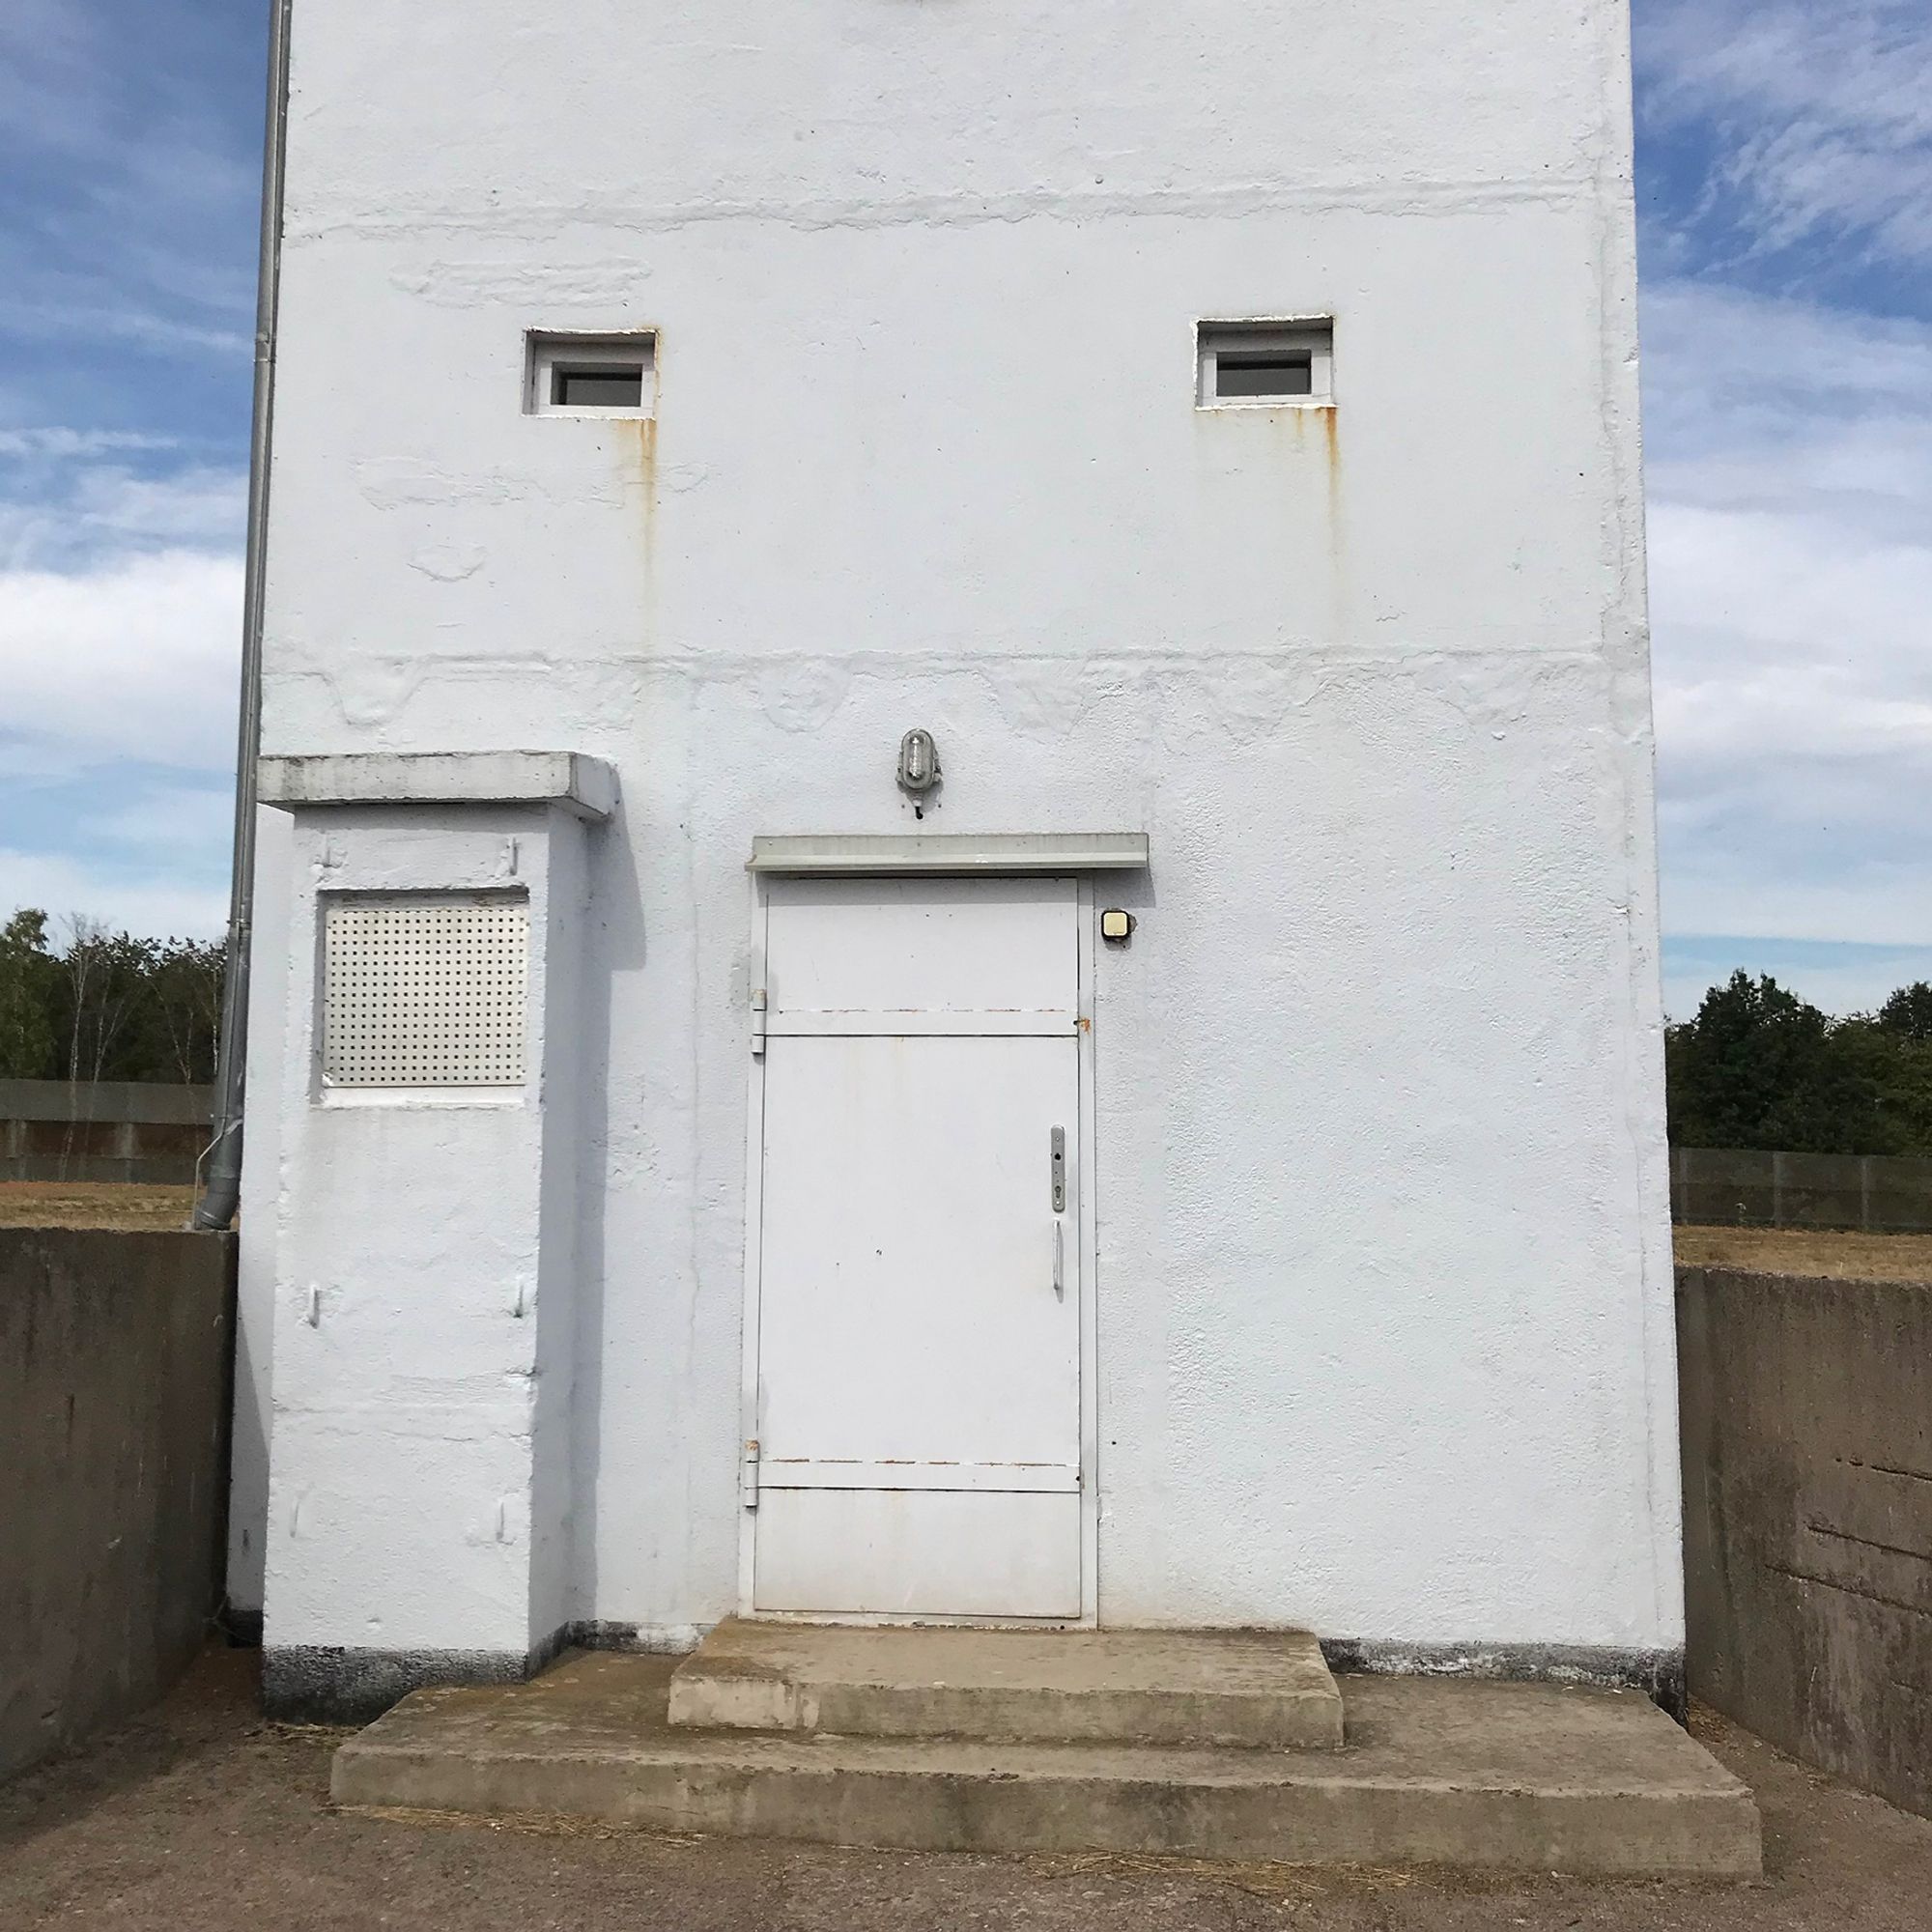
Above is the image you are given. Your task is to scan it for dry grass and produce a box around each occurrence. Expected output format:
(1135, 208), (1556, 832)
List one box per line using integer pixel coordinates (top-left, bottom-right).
(1674, 1222), (1932, 1282)
(1021, 1849), (1421, 1903)
(0, 1182), (196, 1231)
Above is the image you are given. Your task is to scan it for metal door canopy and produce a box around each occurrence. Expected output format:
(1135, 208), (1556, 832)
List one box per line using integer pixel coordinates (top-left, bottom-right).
(748, 833), (1149, 875)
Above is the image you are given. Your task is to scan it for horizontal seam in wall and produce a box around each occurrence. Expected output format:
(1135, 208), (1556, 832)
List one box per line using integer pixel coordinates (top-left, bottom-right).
(1804, 1521), (1932, 1566)
(286, 176), (1602, 242)
(1761, 1562), (1932, 1621)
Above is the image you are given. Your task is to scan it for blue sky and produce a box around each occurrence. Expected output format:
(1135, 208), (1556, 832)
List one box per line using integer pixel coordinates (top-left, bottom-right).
(2, 2), (1929, 1017)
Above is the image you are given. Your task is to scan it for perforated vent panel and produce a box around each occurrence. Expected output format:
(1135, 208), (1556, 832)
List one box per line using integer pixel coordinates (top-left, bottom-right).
(322, 895), (528, 1088)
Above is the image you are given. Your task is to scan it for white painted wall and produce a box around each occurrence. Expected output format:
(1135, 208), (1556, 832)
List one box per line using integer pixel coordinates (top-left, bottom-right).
(261, 804), (589, 1660)
(245, 0), (1675, 1659)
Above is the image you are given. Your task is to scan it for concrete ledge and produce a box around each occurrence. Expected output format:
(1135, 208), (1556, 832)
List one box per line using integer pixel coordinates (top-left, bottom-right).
(668, 1620), (1345, 1749)
(747, 832), (1150, 874)
(259, 752), (617, 822)
(0, 1079), (213, 1126)
(332, 1651), (1762, 1877)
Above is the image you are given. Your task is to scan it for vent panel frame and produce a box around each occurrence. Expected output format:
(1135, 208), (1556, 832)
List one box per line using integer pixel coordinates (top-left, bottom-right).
(321, 892), (530, 1090)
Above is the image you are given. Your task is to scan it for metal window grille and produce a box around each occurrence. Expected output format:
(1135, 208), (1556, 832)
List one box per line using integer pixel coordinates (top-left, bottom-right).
(321, 894), (528, 1088)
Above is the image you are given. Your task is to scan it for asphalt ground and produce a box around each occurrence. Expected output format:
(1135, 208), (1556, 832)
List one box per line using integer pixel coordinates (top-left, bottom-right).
(3, 1646), (1929, 1930)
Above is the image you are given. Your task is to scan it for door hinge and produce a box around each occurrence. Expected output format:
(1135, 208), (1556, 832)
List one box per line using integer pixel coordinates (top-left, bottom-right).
(750, 987), (768, 1057)
(742, 1437), (761, 1510)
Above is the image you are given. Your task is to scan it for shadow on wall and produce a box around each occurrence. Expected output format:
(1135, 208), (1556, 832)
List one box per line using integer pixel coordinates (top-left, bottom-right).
(0, 1229), (236, 1782)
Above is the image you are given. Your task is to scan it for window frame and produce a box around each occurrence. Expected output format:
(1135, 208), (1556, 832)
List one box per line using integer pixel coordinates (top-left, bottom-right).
(1195, 318), (1335, 411)
(525, 328), (658, 419)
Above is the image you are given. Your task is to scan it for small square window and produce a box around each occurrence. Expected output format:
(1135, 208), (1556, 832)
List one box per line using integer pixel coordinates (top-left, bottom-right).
(526, 330), (656, 417)
(1197, 320), (1333, 408)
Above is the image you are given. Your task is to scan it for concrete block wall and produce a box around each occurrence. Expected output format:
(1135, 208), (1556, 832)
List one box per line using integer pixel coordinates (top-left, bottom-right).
(1678, 1264), (1932, 1819)
(0, 1230), (235, 1781)
(0, 1081), (213, 1186)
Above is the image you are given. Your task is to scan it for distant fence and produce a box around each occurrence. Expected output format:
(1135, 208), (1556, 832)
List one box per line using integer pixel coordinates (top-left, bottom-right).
(1678, 1264), (1932, 1819)
(1671, 1147), (1932, 1235)
(0, 1229), (236, 1781)
(0, 1081), (213, 1186)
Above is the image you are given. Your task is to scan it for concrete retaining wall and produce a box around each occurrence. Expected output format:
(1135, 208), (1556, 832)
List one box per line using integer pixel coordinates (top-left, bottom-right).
(1672, 1147), (1932, 1234)
(1677, 1264), (1932, 1819)
(0, 1229), (236, 1781)
(0, 1081), (213, 1186)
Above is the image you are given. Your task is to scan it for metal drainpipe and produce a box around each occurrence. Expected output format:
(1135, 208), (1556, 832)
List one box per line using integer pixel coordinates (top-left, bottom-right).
(192, 0), (294, 1232)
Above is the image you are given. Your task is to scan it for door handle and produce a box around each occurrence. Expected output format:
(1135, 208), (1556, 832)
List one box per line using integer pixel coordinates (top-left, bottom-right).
(1052, 1219), (1065, 1298)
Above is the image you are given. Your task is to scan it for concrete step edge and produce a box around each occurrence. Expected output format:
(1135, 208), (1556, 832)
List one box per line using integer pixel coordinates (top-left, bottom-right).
(667, 1665), (1347, 1747)
(331, 1736), (1761, 1877)
(665, 1628), (1349, 1748)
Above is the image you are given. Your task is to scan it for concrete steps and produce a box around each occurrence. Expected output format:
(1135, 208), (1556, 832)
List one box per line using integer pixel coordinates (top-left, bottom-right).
(666, 1619), (1346, 1748)
(331, 1644), (1763, 1877)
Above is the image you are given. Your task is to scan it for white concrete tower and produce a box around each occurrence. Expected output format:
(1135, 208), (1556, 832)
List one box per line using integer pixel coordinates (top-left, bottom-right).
(235, 1), (1676, 1719)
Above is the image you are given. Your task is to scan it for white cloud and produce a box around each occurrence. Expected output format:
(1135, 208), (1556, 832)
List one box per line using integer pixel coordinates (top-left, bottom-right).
(0, 548), (241, 770)
(0, 427), (178, 458)
(0, 4), (258, 938)
(73, 465), (246, 548)
(0, 449), (245, 566)
(1638, 2), (1932, 268)
(84, 781), (234, 854)
(1643, 281), (1932, 949)
(0, 297), (251, 358)
(0, 843), (226, 942)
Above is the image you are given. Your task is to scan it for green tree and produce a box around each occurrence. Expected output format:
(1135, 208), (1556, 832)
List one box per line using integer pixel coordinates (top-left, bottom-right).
(1836, 1002), (1932, 1155)
(1875, 980), (1932, 1042)
(51, 919), (157, 1090)
(131, 936), (226, 1084)
(0, 908), (227, 1086)
(1664, 971), (1886, 1154)
(0, 909), (59, 1079)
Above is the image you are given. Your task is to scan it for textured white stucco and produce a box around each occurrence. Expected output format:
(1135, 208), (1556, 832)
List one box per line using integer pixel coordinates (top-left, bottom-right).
(261, 805), (590, 1660)
(241, 0), (1676, 1663)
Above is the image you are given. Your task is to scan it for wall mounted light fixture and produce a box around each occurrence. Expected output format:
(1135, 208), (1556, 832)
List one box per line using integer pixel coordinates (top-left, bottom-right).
(897, 729), (942, 816)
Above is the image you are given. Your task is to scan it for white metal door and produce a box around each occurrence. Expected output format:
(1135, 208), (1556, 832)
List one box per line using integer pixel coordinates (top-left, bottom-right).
(746, 876), (1083, 1618)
